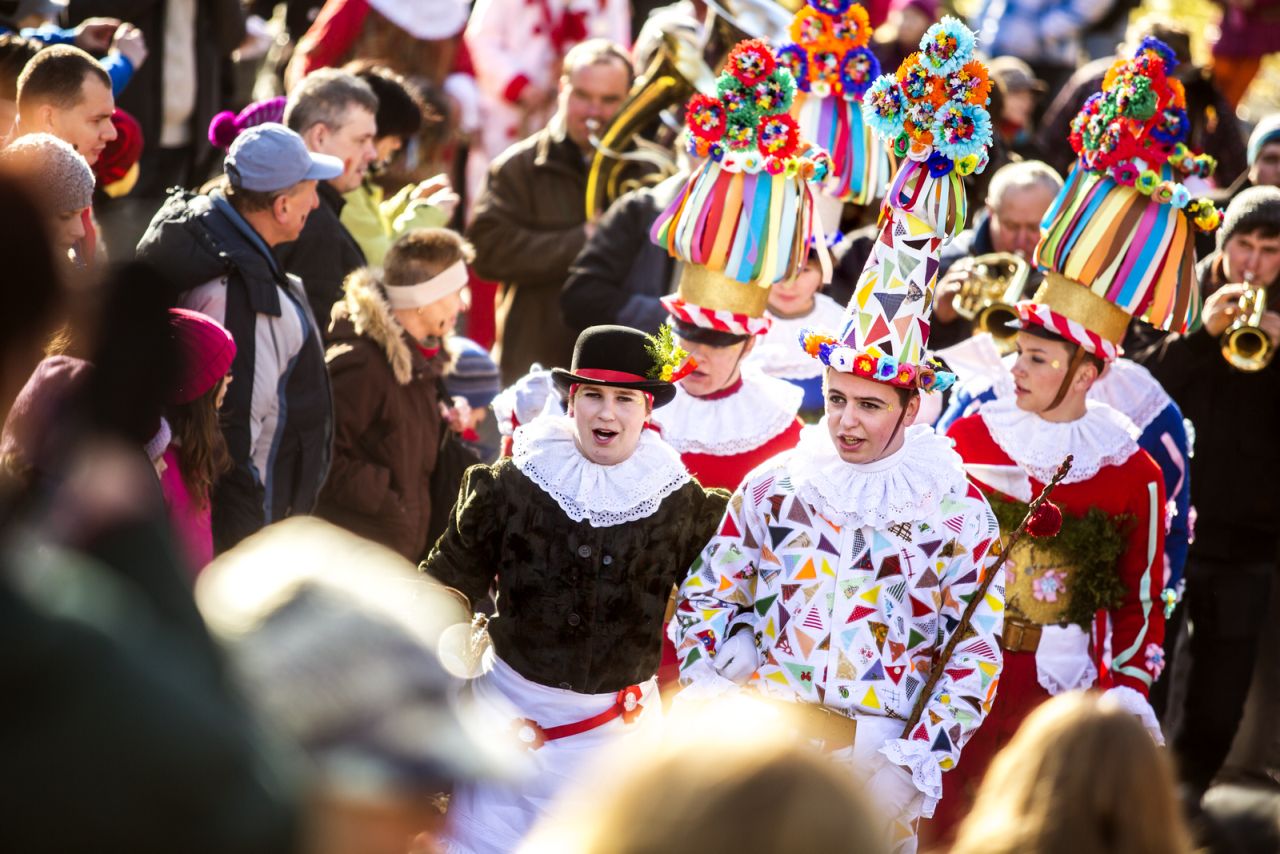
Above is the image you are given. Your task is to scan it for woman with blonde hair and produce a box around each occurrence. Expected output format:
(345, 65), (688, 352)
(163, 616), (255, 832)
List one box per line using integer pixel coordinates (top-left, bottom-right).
(949, 691), (1193, 854)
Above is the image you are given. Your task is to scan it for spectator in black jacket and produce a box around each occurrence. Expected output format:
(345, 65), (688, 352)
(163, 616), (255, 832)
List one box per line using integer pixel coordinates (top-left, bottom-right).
(1136, 186), (1280, 804)
(561, 171), (685, 336)
(279, 68), (379, 333)
(137, 123), (342, 553)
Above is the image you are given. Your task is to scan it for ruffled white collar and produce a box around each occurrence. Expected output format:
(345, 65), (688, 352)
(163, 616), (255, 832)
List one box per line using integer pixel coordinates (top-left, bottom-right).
(748, 293), (847, 380)
(652, 367), (803, 456)
(511, 415), (690, 528)
(979, 397), (1140, 484)
(940, 335), (1170, 434)
(786, 423), (970, 528)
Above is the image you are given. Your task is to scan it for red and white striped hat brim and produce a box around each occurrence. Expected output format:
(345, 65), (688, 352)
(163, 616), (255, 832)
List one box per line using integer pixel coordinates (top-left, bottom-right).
(1015, 302), (1120, 361)
(660, 295), (772, 337)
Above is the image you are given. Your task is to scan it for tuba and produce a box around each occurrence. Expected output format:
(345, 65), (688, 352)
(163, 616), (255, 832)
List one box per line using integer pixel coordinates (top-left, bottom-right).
(954, 253), (1031, 351)
(1220, 276), (1274, 372)
(584, 0), (795, 220)
(584, 31), (716, 220)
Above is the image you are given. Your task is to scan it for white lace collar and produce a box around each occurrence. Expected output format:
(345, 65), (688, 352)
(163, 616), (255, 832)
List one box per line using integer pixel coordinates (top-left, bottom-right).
(747, 293), (847, 380)
(511, 415), (691, 527)
(652, 367), (803, 456)
(786, 423), (970, 528)
(979, 397), (1140, 484)
(1088, 359), (1172, 432)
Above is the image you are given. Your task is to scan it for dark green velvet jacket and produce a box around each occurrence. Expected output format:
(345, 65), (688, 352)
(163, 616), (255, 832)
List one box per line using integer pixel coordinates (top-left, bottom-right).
(423, 459), (728, 693)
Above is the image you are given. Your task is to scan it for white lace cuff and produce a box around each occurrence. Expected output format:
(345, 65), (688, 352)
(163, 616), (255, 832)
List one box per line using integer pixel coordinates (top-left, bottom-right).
(879, 738), (944, 818)
(1102, 686), (1165, 745)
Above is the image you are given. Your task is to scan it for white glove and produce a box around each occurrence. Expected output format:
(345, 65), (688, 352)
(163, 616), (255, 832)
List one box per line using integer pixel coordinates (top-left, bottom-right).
(865, 756), (925, 826)
(1102, 685), (1165, 745)
(713, 630), (759, 684)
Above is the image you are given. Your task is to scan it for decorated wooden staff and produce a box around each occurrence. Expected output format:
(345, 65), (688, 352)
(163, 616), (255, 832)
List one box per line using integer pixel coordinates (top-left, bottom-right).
(901, 455), (1073, 738)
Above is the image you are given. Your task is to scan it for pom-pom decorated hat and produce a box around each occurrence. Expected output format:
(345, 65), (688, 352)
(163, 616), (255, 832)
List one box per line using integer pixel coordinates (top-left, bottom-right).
(652, 39), (833, 337)
(776, 0), (893, 206)
(799, 17), (994, 392)
(1025, 37), (1222, 361)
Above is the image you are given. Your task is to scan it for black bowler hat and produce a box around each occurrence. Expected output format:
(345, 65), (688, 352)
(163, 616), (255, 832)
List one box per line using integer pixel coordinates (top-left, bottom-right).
(551, 325), (678, 408)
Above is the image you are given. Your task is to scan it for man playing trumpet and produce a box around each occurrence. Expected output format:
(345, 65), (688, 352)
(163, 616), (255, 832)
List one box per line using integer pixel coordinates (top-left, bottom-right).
(1137, 185), (1280, 806)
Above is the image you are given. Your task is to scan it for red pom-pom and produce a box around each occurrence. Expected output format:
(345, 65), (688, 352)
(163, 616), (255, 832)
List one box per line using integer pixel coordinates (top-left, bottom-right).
(1026, 500), (1063, 538)
(208, 111), (239, 150)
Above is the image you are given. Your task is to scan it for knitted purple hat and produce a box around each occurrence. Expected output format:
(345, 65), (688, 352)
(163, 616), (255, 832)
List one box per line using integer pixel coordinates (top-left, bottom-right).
(208, 96), (288, 150)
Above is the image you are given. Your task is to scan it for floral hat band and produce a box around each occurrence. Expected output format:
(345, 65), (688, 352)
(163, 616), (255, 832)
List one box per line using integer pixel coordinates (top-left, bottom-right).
(797, 330), (957, 392)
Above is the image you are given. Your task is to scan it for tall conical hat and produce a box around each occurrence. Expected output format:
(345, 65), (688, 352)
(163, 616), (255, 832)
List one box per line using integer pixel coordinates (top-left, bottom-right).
(800, 17), (994, 392)
(1025, 37), (1222, 360)
(775, 0), (894, 206)
(652, 39), (833, 337)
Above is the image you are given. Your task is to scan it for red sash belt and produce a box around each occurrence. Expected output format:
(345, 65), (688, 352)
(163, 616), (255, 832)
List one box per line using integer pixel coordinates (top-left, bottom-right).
(512, 685), (645, 751)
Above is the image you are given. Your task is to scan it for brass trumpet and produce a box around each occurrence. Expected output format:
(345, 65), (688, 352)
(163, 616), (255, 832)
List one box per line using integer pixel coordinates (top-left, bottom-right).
(1221, 276), (1274, 372)
(954, 252), (1031, 350)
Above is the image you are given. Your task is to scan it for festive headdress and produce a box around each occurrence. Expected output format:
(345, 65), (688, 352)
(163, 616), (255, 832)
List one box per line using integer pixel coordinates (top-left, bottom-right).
(775, 0), (893, 207)
(799, 17), (993, 392)
(1025, 38), (1222, 361)
(652, 39), (833, 337)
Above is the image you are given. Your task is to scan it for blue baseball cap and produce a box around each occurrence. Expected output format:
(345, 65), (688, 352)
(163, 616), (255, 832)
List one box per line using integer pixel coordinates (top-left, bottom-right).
(224, 122), (344, 193)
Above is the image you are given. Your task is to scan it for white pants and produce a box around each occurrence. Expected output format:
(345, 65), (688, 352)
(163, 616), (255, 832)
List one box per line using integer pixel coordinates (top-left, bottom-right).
(444, 657), (659, 854)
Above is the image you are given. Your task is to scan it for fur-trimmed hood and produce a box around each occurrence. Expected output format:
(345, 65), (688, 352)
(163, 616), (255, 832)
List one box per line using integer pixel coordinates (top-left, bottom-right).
(327, 269), (437, 385)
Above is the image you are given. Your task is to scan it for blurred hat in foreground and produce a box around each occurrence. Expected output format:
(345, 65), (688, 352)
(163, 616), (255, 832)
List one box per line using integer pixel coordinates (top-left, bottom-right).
(196, 518), (513, 796)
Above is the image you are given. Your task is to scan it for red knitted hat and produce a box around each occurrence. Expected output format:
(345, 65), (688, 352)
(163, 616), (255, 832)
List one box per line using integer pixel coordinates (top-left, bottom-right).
(93, 108), (144, 187)
(168, 309), (236, 404)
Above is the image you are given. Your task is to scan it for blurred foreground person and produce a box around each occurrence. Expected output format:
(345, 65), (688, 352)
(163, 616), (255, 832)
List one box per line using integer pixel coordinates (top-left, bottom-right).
(950, 691), (1193, 854)
(521, 696), (890, 854)
(0, 175), (299, 853)
(197, 517), (511, 854)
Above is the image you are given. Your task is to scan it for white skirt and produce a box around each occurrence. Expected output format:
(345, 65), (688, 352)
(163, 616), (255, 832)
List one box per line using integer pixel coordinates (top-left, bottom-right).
(444, 656), (660, 854)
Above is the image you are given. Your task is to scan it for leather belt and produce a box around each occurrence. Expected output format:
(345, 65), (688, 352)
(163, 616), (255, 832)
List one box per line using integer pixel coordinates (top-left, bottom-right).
(1000, 617), (1044, 653)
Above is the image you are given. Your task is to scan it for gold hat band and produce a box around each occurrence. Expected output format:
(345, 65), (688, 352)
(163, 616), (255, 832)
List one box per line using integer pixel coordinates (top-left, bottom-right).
(1034, 272), (1132, 345)
(677, 264), (771, 319)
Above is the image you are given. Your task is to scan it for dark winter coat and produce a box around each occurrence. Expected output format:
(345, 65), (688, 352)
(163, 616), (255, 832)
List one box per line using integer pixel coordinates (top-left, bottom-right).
(1134, 252), (1280, 562)
(423, 461), (728, 693)
(561, 172), (685, 336)
(137, 189), (333, 553)
(315, 272), (444, 561)
(275, 181), (368, 337)
(466, 121), (590, 384)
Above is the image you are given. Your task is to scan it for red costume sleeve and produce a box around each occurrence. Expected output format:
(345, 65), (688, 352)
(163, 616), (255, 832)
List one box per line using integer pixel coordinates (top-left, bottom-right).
(1105, 451), (1166, 696)
(294, 0), (370, 78)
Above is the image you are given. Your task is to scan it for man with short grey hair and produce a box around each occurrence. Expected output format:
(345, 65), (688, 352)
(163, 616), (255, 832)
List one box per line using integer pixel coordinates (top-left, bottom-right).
(138, 123), (343, 552)
(278, 67), (380, 332)
(928, 160), (1064, 348)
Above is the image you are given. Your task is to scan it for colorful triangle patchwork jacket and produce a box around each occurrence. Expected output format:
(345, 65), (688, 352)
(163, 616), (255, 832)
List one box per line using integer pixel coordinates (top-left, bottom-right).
(670, 453), (1004, 808)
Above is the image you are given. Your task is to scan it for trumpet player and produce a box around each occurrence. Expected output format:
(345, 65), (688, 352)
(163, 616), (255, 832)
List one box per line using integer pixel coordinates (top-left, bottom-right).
(1137, 186), (1280, 806)
(929, 161), (1062, 349)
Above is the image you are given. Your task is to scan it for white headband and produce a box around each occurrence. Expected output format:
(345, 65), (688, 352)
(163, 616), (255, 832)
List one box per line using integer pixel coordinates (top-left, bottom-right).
(384, 260), (469, 310)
